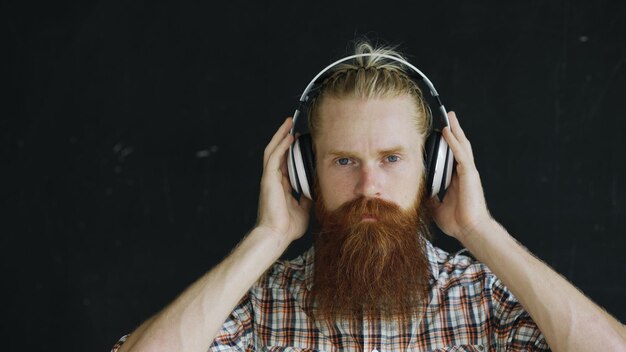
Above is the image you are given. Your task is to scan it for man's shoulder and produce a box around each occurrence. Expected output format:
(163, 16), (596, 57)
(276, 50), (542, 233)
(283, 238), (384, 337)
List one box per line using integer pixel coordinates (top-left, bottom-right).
(254, 247), (313, 291)
(429, 243), (495, 286)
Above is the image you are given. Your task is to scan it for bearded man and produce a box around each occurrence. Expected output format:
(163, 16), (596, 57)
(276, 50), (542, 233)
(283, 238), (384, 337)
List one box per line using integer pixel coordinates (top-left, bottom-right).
(112, 42), (626, 352)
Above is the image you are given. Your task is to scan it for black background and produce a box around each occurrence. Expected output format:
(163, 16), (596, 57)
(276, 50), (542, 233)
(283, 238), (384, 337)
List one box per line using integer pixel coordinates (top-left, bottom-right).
(3, 1), (626, 350)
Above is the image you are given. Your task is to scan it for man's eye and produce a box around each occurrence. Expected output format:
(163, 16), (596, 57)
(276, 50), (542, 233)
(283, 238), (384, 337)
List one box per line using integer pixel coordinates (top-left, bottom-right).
(337, 158), (351, 166)
(386, 155), (400, 162)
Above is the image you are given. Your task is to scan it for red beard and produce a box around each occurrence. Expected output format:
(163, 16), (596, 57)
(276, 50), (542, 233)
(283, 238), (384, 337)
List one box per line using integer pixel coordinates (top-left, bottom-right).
(310, 180), (433, 323)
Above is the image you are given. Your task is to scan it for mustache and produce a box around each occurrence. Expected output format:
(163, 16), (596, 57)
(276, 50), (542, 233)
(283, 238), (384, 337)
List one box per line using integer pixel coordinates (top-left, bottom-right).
(316, 196), (419, 233)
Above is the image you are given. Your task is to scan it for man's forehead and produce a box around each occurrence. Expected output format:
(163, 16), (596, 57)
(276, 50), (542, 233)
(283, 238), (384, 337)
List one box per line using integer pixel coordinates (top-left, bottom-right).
(316, 95), (419, 118)
(313, 96), (424, 155)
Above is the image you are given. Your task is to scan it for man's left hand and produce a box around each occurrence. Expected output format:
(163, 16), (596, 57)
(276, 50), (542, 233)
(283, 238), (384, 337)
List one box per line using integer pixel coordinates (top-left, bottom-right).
(428, 111), (492, 242)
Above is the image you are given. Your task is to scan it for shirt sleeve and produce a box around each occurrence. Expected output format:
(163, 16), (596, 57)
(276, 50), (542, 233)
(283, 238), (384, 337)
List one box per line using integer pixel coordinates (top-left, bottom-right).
(490, 276), (551, 351)
(110, 293), (255, 352)
(208, 292), (255, 351)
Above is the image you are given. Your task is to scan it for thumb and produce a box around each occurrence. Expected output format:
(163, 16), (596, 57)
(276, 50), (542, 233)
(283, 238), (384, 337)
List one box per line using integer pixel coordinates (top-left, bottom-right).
(428, 195), (441, 211)
(300, 196), (313, 212)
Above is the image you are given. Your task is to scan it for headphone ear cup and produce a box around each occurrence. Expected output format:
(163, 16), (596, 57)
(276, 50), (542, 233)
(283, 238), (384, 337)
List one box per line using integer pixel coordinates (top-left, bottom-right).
(425, 131), (451, 199)
(298, 133), (316, 199)
(424, 132), (439, 198)
(288, 143), (300, 196)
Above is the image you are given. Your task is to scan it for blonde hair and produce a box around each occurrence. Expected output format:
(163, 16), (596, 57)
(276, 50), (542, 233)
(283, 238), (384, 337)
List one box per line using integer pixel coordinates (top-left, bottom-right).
(307, 41), (431, 139)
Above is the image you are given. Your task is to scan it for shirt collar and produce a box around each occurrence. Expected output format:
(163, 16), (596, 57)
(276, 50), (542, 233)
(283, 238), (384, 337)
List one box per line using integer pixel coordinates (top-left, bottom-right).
(303, 237), (440, 291)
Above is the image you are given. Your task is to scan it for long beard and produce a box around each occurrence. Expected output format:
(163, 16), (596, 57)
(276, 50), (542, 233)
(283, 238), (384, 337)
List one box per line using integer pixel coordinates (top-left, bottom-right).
(310, 180), (433, 323)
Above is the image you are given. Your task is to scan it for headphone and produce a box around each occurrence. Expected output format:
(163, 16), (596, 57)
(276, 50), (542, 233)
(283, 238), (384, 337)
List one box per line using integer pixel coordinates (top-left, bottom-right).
(287, 53), (454, 201)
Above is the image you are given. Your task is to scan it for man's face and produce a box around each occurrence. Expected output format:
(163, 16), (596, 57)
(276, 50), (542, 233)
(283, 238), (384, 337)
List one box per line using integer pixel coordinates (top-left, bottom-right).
(314, 94), (425, 211)
(309, 94), (431, 322)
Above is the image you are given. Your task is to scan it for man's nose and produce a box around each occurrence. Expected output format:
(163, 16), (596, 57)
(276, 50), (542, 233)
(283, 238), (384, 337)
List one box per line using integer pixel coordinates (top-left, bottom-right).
(355, 164), (382, 198)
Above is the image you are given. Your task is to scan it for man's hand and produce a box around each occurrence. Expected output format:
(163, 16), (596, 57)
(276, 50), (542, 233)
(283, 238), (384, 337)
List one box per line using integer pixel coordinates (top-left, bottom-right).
(428, 113), (626, 351)
(256, 117), (312, 246)
(429, 111), (492, 242)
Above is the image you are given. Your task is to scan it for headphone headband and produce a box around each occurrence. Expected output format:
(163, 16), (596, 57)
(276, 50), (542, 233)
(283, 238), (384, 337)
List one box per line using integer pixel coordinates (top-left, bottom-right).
(290, 53), (449, 135)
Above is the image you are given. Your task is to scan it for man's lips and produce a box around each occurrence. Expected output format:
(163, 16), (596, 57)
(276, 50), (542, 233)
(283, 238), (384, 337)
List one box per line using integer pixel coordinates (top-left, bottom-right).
(361, 214), (378, 222)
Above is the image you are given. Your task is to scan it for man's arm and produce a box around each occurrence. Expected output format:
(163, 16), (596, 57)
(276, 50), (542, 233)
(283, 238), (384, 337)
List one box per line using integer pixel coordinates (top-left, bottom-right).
(117, 118), (311, 352)
(430, 112), (626, 352)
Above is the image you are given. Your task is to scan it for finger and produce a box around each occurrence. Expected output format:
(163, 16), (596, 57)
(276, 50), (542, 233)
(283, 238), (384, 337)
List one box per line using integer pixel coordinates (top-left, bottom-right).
(442, 126), (467, 165)
(280, 152), (289, 176)
(264, 117), (293, 166)
(266, 132), (294, 172)
(446, 111), (475, 162)
(281, 172), (293, 194)
(264, 117), (292, 164)
(428, 194), (441, 208)
(298, 194), (313, 211)
(448, 111), (470, 147)
(443, 127), (476, 175)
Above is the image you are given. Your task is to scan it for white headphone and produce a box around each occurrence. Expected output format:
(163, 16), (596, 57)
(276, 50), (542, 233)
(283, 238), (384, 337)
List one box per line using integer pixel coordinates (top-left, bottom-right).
(287, 53), (454, 201)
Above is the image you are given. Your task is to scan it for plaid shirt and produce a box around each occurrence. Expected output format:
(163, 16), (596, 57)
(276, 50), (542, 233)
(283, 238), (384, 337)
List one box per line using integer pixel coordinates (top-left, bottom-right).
(112, 241), (549, 351)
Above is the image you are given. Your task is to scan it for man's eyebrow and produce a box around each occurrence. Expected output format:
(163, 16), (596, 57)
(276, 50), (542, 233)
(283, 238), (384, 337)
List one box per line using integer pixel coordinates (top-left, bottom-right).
(325, 146), (407, 158)
(326, 149), (359, 158)
(377, 146), (406, 156)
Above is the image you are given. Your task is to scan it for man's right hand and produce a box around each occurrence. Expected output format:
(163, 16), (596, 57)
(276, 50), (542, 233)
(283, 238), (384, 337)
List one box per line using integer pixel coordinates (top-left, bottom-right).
(255, 117), (312, 246)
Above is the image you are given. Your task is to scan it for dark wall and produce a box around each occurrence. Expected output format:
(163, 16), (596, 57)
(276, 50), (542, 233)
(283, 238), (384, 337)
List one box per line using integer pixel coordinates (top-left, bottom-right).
(4, 1), (626, 350)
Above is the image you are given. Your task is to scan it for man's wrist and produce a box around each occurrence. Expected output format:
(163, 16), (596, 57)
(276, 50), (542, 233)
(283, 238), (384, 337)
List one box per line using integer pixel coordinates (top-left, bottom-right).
(457, 216), (501, 251)
(248, 225), (291, 255)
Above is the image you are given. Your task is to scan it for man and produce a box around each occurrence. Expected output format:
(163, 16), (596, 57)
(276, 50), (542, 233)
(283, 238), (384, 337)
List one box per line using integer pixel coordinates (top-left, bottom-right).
(113, 42), (626, 351)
